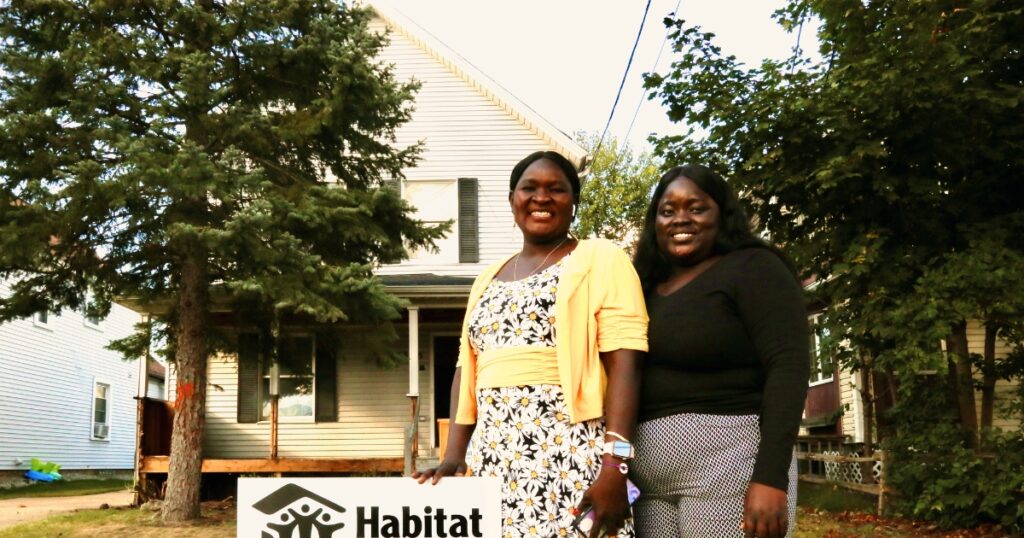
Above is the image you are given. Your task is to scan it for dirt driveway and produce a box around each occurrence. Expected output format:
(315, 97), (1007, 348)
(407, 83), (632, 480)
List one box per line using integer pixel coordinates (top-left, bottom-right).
(0, 490), (133, 530)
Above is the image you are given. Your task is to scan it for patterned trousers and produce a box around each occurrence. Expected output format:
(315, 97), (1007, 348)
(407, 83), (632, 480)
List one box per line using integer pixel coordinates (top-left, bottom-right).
(630, 413), (797, 538)
(467, 384), (635, 538)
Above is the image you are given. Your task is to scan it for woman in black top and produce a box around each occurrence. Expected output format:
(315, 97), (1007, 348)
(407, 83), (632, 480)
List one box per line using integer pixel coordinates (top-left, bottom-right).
(630, 164), (808, 538)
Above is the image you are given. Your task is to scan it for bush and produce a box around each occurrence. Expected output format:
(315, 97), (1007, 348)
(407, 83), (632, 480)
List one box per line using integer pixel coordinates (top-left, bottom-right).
(885, 388), (1024, 531)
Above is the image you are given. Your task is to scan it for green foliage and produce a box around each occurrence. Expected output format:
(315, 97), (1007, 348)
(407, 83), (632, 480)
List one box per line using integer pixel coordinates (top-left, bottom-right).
(646, 0), (1024, 417)
(0, 0), (448, 345)
(572, 132), (661, 248)
(0, 1), (450, 518)
(885, 380), (1024, 530)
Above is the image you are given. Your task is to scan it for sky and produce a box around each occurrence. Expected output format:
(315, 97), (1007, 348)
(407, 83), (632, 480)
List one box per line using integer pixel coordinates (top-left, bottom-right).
(372, 0), (818, 154)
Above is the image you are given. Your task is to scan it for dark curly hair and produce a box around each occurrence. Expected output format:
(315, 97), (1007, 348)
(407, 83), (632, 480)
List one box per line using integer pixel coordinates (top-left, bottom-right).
(509, 151), (581, 198)
(633, 164), (793, 294)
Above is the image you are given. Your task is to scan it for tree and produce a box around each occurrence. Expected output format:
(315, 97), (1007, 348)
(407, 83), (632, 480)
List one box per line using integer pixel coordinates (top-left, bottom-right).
(645, 0), (1024, 525)
(0, 1), (445, 522)
(572, 132), (661, 247)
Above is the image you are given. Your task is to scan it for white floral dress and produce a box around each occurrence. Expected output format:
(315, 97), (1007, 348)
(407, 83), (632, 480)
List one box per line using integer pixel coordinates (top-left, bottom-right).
(466, 258), (634, 538)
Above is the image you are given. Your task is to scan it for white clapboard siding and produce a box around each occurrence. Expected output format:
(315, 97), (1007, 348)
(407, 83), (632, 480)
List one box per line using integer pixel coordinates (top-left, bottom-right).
(838, 368), (859, 440)
(168, 324), (451, 459)
(966, 319), (1019, 431)
(0, 281), (141, 470)
(829, 320), (1022, 440)
(368, 13), (585, 277)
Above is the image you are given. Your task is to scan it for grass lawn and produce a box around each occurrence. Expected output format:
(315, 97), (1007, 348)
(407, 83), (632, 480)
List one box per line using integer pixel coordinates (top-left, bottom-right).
(0, 501), (235, 538)
(0, 479), (131, 500)
(0, 482), (1014, 537)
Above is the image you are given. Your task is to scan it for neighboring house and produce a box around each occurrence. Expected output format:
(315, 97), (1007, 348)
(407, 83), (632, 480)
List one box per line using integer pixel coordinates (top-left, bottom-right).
(141, 4), (586, 479)
(146, 360), (166, 401)
(801, 315), (1021, 444)
(0, 280), (142, 483)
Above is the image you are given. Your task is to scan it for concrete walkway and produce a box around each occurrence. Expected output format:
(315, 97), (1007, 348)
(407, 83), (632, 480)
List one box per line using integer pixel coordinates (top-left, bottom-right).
(0, 490), (133, 530)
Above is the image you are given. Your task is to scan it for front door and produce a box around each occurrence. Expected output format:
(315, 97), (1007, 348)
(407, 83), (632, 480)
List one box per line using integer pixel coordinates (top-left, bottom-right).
(433, 335), (460, 447)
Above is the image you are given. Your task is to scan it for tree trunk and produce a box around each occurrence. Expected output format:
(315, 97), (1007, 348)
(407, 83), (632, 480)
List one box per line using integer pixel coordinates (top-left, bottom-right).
(947, 321), (979, 449)
(979, 323), (997, 433)
(162, 253), (209, 522)
(859, 351), (875, 455)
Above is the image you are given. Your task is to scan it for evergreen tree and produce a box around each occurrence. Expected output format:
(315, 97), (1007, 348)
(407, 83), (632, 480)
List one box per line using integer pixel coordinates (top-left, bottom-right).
(0, 0), (446, 521)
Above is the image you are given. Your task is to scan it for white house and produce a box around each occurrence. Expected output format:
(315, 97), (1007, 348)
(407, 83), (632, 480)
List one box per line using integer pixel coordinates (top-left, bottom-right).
(0, 280), (142, 485)
(146, 4), (587, 479)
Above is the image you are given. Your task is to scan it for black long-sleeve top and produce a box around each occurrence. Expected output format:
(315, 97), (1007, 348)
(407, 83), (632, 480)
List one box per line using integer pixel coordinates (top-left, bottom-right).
(639, 247), (809, 491)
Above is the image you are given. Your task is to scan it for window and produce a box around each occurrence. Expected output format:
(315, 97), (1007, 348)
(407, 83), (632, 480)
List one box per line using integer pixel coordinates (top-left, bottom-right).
(402, 180), (458, 263)
(82, 292), (102, 329)
(809, 314), (834, 385)
(32, 311), (50, 328)
(260, 336), (315, 421)
(809, 314), (834, 384)
(91, 381), (111, 440)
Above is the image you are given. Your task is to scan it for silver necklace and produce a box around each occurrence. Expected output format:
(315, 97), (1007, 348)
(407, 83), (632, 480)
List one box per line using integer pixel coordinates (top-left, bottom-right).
(513, 236), (570, 281)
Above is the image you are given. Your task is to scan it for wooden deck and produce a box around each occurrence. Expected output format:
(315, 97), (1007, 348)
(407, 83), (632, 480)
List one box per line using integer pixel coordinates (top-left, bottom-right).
(139, 455), (405, 474)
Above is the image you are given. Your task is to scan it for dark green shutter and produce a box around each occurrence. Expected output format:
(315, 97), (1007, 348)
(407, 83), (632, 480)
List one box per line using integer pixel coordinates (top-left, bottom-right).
(237, 333), (260, 424)
(458, 177), (479, 263)
(315, 340), (338, 422)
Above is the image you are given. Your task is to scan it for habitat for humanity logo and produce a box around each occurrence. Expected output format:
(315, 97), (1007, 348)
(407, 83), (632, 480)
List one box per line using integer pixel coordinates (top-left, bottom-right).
(250, 482), (485, 538)
(252, 483), (346, 538)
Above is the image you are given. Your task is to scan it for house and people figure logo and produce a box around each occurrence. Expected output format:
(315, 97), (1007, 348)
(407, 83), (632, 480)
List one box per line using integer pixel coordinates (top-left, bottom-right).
(252, 483), (346, 538)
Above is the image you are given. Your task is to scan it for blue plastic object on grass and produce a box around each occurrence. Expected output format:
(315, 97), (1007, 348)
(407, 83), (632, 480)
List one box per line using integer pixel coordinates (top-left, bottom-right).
(25, 470), (56, 482)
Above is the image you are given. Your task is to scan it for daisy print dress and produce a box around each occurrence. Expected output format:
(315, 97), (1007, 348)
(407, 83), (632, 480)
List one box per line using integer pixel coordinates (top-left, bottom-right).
(466, 257), (634, 538)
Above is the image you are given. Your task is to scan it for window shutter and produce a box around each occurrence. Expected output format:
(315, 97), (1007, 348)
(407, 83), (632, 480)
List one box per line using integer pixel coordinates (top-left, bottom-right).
(315, 341), (338, 422)
(458, 177), (479, 263)
(382, 179), (401, 193)
(237, 333), (260, 424)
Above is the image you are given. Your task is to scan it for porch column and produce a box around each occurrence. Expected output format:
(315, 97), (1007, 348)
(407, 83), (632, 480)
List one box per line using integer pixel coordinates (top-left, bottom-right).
(405, 306), (420, 475)
(132, 315), (151, 506)
(408, 306), (420, 398)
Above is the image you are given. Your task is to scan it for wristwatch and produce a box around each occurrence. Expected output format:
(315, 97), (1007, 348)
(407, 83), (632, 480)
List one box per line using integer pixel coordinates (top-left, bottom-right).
(602, 439), (634, 460)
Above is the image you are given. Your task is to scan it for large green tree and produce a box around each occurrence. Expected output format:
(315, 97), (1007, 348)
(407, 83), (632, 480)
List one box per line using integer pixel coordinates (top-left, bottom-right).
(0, 0), (445, 522)
(645, 0), (1024, 525)
(572, 132), (661, 248)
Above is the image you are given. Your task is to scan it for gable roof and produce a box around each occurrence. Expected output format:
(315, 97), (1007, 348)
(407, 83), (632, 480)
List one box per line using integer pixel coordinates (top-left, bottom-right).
(367, 1), (588, 168)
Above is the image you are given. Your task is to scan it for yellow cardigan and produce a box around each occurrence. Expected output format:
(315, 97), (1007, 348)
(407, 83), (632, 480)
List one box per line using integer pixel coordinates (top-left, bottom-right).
(455, 238), (648, 424)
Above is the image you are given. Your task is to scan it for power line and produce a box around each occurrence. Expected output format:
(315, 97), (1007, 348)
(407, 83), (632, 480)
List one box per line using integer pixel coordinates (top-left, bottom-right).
(593, 0), (653, 160)
(620, 0), (683, 151)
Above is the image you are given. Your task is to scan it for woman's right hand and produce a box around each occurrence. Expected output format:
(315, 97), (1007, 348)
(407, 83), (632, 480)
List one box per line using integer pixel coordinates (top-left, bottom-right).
(412, 458), (468, 485)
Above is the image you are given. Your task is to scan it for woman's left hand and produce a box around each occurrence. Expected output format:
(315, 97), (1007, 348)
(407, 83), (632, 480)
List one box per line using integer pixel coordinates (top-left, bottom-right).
(576, 469), (630, 538)
(742, 482), (788, 538)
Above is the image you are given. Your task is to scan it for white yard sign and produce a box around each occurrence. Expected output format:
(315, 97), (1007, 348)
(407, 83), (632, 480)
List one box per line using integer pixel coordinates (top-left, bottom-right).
(237, 477), (501, 538)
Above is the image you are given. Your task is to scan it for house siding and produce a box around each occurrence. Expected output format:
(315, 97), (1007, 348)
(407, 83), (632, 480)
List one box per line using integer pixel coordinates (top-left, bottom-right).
(0, 281), (141, 471)
(966, 319), (1018, 431)
(371, 18), (578, 277)
(167, 324), (457, 459)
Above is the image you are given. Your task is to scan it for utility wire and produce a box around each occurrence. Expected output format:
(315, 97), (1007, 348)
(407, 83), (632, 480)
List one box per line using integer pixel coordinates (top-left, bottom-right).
(619, 0), (684, 151)
(593, 0), (653, 160)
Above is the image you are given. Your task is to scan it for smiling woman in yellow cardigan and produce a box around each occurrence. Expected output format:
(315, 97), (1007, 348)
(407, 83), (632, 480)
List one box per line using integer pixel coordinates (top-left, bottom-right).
(454, 238), (649, 426)
(413, 149), (647, 538)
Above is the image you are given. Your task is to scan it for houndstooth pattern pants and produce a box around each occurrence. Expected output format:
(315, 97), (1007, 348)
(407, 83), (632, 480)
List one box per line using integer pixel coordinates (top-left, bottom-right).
(629, 413), (797, 538)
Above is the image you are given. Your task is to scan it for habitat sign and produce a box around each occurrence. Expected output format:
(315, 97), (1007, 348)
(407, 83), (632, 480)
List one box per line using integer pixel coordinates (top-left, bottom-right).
(237, 477), (501, 538)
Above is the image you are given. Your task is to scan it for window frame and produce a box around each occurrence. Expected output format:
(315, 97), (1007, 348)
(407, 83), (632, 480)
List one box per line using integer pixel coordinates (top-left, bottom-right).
(32, 311), (51, 330)
(808, 313), (835, 387)
(90, 379), (112, 441)
(258, 334), (317, 423)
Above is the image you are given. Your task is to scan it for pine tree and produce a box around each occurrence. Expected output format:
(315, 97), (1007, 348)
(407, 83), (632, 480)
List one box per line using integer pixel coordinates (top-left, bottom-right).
(0, 0), (446, 521)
